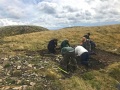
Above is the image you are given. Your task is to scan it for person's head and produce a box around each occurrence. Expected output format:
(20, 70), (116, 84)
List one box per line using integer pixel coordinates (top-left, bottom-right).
(87, 33), (90, 36)
(53, 38), (58, 41)
(65, 39), (69, 43)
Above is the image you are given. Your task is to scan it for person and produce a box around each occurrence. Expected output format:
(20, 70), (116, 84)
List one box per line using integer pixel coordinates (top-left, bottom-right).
(83, 33), (90, 39)
(61, 47), (77, 72)
(80, 37), (91, 52)
(82, 33), (96, 55)
(60, 39), (70, 49)
(47, 39), (58, 54)
(75, 45), (89, 67)
(90, 40), (96, 54)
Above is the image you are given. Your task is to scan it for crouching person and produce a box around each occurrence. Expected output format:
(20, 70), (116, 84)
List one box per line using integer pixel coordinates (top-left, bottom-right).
(47, 39), (58, 54)
(75, 46), (89, 67)
(61, 47), (77, 73)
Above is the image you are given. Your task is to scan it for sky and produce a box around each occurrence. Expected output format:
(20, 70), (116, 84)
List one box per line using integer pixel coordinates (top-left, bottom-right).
(0, 0), (120, 30)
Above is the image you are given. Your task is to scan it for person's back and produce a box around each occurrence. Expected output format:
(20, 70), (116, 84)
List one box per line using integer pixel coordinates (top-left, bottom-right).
(61, 47), (74, 55)
(75, 46), (89, 67)
(81, 37), (91, 52)
(75, 46), (88, 56)
(90, 40), (96, 50)
(61, 47), (76, 72)
(47, 39), (57, 54)
(61, 40), (70, 49)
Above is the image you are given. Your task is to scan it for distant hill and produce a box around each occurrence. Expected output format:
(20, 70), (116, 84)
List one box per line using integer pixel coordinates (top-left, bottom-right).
(0, 25), (49, 37)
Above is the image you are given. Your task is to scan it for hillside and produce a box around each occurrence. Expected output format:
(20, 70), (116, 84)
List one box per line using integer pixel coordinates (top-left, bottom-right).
(0, 24), (120, 90)
(0, 25), (49, 37)
(1, 24), (120, 55)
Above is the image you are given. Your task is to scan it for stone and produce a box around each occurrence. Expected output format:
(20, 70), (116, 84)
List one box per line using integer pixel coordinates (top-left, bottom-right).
(17, 80), (22, 85)
(17, 66), (21, 70)
(28, 64), (32, 68)
(0, 65), (3, 70)
(0, 79), (2, 83)
(30, 82), (36, 86)
(4, 57), (8, 61)
(12, 86), (22, 90)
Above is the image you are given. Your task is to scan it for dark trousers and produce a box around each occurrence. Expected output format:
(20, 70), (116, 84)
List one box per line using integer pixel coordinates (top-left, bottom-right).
(48, 47), (56, 54)
(62, 52), (77, 72)
(77, 52), (89, 66)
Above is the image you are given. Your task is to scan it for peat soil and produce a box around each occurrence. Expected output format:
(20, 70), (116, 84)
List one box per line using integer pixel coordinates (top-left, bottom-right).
(36, 48), (120, 70)
(89, 49), (120, 70)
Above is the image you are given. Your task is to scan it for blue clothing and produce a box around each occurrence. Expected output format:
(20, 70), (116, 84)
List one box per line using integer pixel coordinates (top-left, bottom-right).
(47, 39), (57, 53)
(80, 52), (89, 66)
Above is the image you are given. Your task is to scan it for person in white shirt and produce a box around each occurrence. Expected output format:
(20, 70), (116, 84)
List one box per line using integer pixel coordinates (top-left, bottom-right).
(75, 46), (89, 67)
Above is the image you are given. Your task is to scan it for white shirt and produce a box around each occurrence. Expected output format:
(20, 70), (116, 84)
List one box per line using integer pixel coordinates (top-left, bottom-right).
(75, 46), (88, 56)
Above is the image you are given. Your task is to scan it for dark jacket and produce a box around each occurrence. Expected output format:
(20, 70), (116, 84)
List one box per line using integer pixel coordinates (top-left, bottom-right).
(48, 39), (57, 48)
(61, 40), (70, 49)
(47, 39), (57, 53)
(81, 39), (91, 52)
(90, 40), (96, 50)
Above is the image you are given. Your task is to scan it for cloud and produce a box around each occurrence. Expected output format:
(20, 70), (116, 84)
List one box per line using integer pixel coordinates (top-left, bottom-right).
(0, 0), (120, 29)
(37, 1), (58, 14)
(0, 19), (26, 26)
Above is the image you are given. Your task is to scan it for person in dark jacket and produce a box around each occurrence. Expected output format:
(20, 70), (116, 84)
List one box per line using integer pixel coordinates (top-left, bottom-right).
(60, 40), (70, 49)
(47, 39), (58, 54)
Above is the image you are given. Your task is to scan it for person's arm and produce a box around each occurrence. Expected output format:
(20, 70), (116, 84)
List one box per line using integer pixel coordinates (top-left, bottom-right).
(67, 42), (70, 47)
(61, 48), (66, 56)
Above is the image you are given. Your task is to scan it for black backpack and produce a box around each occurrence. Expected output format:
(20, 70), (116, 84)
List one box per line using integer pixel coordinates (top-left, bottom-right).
(82, 39), (91, 52)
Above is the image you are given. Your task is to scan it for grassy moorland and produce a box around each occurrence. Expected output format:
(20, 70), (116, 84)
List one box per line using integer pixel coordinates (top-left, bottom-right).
(1, 24), (120, 55)
(0, 25), (48, 37)
(0, 24), (120, 90)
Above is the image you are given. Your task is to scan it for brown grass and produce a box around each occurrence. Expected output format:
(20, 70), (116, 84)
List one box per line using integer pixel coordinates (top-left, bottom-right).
(1, 24), (120, 55)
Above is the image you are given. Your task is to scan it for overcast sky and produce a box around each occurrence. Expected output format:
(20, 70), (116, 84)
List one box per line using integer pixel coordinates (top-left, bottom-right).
(0, 0), (120, 30)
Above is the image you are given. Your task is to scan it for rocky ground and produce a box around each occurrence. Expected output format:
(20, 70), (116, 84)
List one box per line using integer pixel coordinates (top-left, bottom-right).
(0, 49), (120, 90)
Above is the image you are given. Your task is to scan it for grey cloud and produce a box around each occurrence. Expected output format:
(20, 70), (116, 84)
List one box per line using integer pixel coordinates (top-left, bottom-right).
(75, 10), (92, 20)
(85, 10), (92, 16)
(55, 9), (93, 24)
(63, 6), (78, 12)
(85, 0), (95, 4)
(109, 9), (120, 15)
(0, 1), (26, 19)
(68, 17), (76, 21)
(100, 0), (109, 1)
(55, 14), (65, 18)
(37, 2), (57, 14)
(94, 8), (120, 19)
(92, 1), (120, 22)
